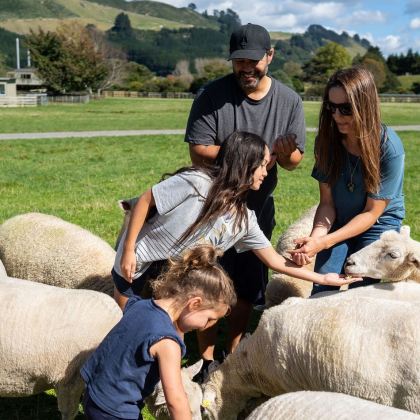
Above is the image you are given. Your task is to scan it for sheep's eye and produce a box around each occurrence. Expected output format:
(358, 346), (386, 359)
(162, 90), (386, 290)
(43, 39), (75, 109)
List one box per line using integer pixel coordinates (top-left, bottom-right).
(388, 251), (400, 259)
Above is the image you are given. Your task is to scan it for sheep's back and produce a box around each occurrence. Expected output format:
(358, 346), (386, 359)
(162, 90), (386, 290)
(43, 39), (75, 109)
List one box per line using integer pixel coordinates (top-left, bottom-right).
(0, 213), (115, 292)
(0, 277), (122, 396)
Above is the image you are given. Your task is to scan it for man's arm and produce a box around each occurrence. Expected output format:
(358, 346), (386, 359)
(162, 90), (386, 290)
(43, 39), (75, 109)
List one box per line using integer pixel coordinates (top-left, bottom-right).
(189, 144), (220, 166)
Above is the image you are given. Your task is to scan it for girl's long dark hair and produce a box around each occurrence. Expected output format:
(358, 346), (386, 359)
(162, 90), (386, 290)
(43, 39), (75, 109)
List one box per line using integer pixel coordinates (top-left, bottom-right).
(173, 131), (266, 244)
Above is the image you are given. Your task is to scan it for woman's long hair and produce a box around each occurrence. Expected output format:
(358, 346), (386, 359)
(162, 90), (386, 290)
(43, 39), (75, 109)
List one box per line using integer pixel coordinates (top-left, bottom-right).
(175, 131), (266, 243)
(316, 66), (382, 193)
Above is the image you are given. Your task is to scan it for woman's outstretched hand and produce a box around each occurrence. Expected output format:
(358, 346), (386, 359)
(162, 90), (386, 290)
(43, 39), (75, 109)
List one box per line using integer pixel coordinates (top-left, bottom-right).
(289, 236), (327, 258)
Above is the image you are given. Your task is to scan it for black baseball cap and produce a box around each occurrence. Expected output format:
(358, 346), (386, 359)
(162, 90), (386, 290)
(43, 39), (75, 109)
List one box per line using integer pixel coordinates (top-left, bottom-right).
(229, 23), (271, 61)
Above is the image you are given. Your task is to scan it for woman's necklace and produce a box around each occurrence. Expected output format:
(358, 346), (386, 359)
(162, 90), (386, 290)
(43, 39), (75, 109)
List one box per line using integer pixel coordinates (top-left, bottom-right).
(346, 152), (360, 192)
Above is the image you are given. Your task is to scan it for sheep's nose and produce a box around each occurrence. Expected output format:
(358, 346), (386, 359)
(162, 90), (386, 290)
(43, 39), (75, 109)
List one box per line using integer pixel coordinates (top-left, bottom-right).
(345, 257), (355, 267)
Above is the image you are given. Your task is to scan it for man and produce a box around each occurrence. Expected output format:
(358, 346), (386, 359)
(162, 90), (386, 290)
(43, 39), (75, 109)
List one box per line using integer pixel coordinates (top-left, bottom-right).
(184, 23), (306, 379)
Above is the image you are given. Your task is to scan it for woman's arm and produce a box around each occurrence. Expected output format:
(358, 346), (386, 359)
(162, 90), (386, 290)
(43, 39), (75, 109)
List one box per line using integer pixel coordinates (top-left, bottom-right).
(120, 188), (155, 281)
(253, 246), (361, 286)
(150, 339), (192, 420)
(291, 180), (389, 258)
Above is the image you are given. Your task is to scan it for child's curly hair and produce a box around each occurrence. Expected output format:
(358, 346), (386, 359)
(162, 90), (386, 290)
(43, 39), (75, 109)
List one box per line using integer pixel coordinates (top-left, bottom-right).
(151, 244), (236, 309)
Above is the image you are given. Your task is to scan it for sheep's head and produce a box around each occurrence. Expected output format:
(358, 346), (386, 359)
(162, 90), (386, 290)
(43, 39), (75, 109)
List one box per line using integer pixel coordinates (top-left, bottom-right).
(115, 197), (139, 250)
(345, 227), (420, 282)
(145, 359), (203, 420)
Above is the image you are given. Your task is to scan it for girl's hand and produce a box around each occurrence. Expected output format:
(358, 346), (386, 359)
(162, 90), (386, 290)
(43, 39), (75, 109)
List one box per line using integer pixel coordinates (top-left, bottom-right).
(319, 273), (363, 287)
(120, 249), (137, 283)
(289, 236), (327, 258)
(291, 252), (313, 266)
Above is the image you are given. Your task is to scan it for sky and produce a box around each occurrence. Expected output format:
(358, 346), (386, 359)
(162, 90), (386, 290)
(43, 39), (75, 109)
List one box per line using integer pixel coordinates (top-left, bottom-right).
(163, 0), (420, 56)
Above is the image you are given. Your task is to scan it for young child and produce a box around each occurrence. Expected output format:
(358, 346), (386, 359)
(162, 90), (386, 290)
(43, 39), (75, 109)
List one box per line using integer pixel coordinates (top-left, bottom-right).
(113, 131), (360, 310)
(81, 244), (236, 420)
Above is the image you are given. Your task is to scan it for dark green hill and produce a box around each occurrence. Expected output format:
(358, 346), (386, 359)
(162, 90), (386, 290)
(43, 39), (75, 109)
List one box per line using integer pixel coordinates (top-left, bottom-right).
(85, 0), (219, 29)
(0, 0), (75, 19)
(0, 27), (27, 68)
(275, 24), (371, 66)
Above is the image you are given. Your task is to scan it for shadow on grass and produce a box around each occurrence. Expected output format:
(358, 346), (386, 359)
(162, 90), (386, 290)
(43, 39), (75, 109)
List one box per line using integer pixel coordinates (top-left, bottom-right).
(0, 392), (84, 420)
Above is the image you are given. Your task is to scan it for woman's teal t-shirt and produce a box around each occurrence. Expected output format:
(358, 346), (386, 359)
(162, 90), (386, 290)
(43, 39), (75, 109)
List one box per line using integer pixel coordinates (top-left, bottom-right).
(312, 125), (405, 226)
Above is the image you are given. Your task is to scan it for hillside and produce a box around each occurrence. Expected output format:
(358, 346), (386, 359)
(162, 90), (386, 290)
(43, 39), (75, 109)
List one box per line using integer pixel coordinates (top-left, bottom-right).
(85, 0), (219, 29)
(0, 0), (206, 35)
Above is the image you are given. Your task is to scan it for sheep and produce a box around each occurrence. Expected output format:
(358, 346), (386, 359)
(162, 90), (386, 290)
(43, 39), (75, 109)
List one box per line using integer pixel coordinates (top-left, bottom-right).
(0, 212), (116, 294)
(0, 276), (122, 420)
(245, 391), (420, 420)
(0, 258), (7, 279)
(265, 205), (316, 307)
(115, 197), (138, 250)
(345, 226), (420, 283)
(201, 290), (420, 419)
(312, 280), (420, 303)
(145, 360), (204, 420)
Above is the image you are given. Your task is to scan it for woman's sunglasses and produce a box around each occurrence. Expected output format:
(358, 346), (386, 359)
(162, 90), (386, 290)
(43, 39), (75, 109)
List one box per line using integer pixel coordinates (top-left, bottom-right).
(325, 101), (353, 116)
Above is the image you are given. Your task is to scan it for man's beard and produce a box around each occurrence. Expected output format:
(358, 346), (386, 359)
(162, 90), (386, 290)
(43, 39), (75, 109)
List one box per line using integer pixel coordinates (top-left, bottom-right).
(234, 66), (268, 92)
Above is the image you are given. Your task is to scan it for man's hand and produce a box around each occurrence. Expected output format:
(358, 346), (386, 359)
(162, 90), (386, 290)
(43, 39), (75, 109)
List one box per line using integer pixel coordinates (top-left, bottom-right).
(273, 133), (303, 170)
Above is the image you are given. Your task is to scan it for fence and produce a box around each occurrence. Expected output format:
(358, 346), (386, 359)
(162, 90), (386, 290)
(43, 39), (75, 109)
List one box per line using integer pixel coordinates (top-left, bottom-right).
(302, 94), (420, 103)
(102, 90), (194, 99)
(0, 96), (38, 107)
(47, 94), (90, 104)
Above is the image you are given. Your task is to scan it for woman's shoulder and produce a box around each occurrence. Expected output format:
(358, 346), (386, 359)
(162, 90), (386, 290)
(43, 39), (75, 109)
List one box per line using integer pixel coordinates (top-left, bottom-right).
(381, 124), (405, 160)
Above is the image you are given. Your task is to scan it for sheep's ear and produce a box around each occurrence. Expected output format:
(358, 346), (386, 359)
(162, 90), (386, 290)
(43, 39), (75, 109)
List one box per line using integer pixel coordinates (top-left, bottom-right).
(118, 199), (131, 212)
(153, 381), (166, 406)
(408, 251), (420, 269)
(400, 225), (411, 238)
(184, 359), (203, 379)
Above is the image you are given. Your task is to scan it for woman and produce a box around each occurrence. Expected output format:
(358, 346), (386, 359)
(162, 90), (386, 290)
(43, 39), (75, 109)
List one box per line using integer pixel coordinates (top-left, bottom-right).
(290, 67), (405, 294)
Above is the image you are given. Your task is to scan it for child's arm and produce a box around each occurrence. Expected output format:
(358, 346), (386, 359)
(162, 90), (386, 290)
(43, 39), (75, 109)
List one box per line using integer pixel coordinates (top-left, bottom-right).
(253, 246), (362, 286)
(150, 339), (192, 420)
(120, 188), (155, 281)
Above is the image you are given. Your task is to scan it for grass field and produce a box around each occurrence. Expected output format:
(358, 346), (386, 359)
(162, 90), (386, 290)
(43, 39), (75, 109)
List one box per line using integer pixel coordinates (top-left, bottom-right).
(1, 98), (420, 133)
(0, 100), (419, 419)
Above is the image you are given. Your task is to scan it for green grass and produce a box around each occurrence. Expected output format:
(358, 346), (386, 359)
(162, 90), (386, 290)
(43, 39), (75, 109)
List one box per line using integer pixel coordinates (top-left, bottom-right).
(1, 98), (419, 134)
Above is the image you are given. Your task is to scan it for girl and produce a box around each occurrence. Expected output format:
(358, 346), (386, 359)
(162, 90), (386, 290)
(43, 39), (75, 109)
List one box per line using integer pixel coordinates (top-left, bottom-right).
(290, 67), (405, 294)
(81, 245), (236, 420)
(113, 131), (359, 309)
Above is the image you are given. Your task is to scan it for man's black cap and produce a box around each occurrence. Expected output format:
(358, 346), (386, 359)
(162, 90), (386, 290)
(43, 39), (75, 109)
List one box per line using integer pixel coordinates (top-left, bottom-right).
(229, 23), (271, 61)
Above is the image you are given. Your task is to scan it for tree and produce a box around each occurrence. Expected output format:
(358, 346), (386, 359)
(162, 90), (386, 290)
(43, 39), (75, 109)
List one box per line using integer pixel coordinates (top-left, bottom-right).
(25, 23), (108, 93)
(303, 42), (351, 85)
(111, 13), (133, 38)
(188, 3), (197, 11)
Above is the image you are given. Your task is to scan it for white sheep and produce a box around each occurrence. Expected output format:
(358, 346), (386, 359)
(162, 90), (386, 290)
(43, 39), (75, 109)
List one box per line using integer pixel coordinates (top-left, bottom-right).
(201, 289), (420, 419)
(265, 205), (316, 307)
(245, 391), (420, 420)
(0, 213), (116, 294)
(0, 258), (7, 279)
(345, 227), (420, 283)
(0, 276), (122, 420)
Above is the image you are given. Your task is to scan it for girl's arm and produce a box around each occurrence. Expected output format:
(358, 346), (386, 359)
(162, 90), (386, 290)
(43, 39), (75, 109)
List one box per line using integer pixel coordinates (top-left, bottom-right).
(120, 188), (155, 281)
(253, 246), (361, 286)
(291, 183), (388, 258)
(150, 339), (192, 420)
(292, 182), (335, 265)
